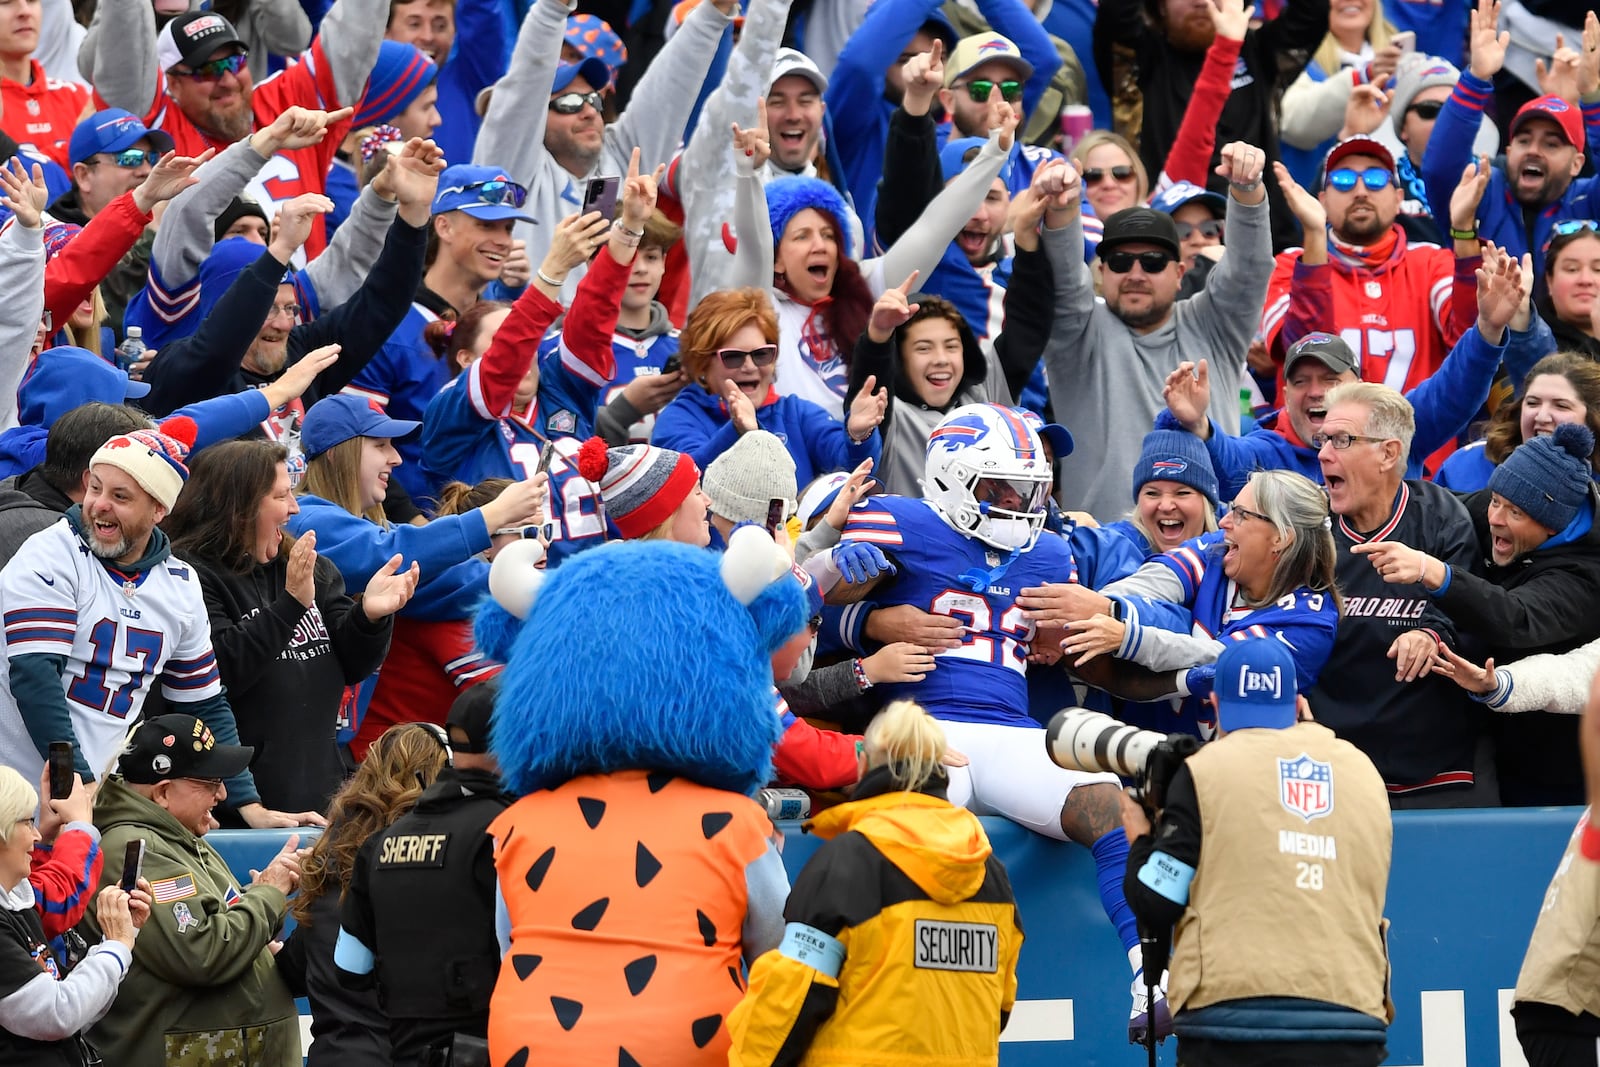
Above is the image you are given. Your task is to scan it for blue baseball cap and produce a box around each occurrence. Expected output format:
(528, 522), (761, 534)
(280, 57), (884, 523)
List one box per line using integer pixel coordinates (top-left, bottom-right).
(1149, 180), (1225, 219)
(69, 109), (175, 167)
(1019, 409), (1073, 459)
(1213, 637), (1298, 731)
(300, 394), (421, 459)
(552, 56), (612, 94)
(18, 346), (149, 429)
(939, 136), (1014, 187)
(430, 164), (535, 223)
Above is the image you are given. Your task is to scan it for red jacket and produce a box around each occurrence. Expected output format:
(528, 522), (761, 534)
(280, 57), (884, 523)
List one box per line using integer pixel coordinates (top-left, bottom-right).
(0, 61), (90, 168)
(29, 824), (103, 939)
(43, 190), (152, 329)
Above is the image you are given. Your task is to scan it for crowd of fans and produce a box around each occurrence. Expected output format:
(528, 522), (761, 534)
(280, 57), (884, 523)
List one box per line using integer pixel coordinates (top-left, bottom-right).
(0, 0), (1596, 1058)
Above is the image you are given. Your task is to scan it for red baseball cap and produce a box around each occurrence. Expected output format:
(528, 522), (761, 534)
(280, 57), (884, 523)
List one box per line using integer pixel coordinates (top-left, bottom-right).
(1511, 95), (1584, 148)
(1324, 136), (1396, 175)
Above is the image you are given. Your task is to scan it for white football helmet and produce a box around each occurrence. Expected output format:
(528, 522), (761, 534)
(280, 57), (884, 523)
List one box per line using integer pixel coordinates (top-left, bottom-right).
(923, 403), (1054, 551)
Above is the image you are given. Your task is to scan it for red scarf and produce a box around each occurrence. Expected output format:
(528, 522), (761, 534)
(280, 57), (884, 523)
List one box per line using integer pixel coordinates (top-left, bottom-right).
(1329, 225), (1400, 272)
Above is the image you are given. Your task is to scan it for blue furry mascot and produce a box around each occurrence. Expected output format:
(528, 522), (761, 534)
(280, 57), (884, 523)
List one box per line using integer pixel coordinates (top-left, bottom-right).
(475, 527), (806, 1067)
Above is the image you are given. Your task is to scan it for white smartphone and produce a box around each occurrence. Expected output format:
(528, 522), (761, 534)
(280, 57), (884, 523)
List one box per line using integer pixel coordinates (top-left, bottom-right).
(1392, 31), (1416, 55)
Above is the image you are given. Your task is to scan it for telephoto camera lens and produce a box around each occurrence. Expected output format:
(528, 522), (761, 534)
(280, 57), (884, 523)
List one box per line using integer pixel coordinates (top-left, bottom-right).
(1045, 708), (1170, 778)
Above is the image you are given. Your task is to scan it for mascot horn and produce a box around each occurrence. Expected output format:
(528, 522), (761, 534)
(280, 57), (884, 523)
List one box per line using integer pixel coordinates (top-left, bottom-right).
(478, 530), (805, 1066)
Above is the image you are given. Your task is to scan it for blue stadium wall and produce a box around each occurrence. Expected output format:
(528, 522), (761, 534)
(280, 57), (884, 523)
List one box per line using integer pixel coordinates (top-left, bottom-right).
(209, 805), (1582, 1066)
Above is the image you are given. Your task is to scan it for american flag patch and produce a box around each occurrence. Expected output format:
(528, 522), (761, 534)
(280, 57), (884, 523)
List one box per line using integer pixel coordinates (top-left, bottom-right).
(149, 874), (197, 903)
(223, 885), (242, 907)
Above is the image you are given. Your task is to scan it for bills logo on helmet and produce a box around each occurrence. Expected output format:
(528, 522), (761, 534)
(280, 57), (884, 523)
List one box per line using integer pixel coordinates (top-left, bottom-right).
(1278, 754), (1334, 822)
(928, 414), (992, 453)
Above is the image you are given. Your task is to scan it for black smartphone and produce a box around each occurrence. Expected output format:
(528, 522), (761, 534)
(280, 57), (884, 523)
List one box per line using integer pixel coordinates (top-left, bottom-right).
(765, 497), (786, 536)
(47, 741), (73, 801)
(660, 352), (682, 377)
(120, 840), (144, 894)
(581, 176), (621, 221)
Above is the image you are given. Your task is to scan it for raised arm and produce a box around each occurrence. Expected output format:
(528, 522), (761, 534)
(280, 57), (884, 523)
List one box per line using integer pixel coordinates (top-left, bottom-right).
(317, 0), (390, 108)
(472, 0), (570, 178)
(245, 0), (314, 59)
(975, 0), (1064, 118)
(83, 0), (159, 116)
(1157, 0), (1245, 187)
(0, 162), (47, 431)
(608, 0), (735, 172)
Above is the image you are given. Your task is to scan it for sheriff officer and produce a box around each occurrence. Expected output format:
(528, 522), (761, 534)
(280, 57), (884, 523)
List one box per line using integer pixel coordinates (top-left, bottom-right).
(1122, 637), (1394, 1065)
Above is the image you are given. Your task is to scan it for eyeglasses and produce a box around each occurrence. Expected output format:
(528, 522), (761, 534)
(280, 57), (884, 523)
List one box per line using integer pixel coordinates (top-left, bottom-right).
(170, 52), (249, 81)
(715, 345), (778, 369)
(1174, 218), (1223, 241)
(1406, 100), (1444, 120)
(267, 302), (301, 321)
(89, 149), (160, 169)
(438, 178), (529, 208)
(1101, 249), (1174, 274)
(1326, 167), (1395, 193)
(958, 79), (1022, 103)
(1082, 165), (1135, 185)
(1228, 502), (1272, 525)
(181, 777), (225, 793)
(1310, 431), (1390, 450)
(549, 90), (604, 115)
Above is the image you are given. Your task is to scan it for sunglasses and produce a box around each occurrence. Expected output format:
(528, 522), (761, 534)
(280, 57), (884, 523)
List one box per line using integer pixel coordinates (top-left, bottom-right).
(90, 149), (160, 169)
(1326, 167), (1394, 192)
(1406, 100), (1444, 120)
(549, 90), (604, 115)
(171, 52), (248, 81)
(959, 79), (1023, 103)
(1082, 165), (1135, 185)
(1552, 220), (1600, 238)
(1174, 218), (1223, 241)
(439, 178), (529, 208)
(716, 345), (778, 369)
(1101, 249), (1174, 274)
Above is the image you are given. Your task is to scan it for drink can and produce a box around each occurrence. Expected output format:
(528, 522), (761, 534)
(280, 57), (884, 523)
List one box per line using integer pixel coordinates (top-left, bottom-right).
(759, 787), (810, 821)
(1059, 105), (1093, 155)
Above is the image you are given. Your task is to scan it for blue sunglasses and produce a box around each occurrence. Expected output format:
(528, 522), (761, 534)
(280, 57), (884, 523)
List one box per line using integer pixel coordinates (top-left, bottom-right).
(1326, 167), (1394, 193)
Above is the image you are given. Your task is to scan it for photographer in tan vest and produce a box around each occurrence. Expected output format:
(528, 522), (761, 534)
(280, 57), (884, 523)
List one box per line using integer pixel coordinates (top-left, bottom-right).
(1121, 636), (1395, 1066)
(1512, 673), (1600, 1066)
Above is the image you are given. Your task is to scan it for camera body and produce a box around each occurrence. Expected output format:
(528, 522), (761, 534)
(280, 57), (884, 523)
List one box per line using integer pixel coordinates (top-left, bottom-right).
(1044, 708), (1202, 812)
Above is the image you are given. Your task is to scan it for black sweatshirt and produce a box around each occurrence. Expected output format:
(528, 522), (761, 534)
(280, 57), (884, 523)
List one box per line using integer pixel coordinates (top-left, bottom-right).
(141, 217), (429, 417)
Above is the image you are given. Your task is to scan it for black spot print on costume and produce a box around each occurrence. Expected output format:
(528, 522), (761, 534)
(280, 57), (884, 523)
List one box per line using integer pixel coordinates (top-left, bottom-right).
(525, 846), (555, 891)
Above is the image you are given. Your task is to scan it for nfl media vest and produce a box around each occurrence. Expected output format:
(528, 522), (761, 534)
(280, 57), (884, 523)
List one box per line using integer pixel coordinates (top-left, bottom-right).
(1171, 722), (1394, 1022)
(1514, 811), (1600, 1020)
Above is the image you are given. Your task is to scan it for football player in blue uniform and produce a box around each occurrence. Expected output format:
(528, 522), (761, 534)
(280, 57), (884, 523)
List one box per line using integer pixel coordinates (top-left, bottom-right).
(817, 402), (1171, 1042)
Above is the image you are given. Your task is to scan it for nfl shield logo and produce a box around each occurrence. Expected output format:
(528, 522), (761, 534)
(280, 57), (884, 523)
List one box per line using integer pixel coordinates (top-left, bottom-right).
(1278, 754), (1334, 822)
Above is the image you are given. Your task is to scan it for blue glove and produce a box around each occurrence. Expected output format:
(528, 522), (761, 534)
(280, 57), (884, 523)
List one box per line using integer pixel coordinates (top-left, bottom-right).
(836, 542), (895, 584)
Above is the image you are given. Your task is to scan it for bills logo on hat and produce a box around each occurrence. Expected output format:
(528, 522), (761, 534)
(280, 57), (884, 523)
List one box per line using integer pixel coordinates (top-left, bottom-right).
(1278, 754), (1334, 822)
(1152, 458), (1188, 475)
(1540, 98), (1571, 113)
(977, 39), (1011, 53)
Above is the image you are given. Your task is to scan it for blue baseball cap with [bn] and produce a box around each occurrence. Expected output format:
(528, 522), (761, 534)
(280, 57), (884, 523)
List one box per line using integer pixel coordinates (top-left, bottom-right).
(300, 394), (421, 459)
(1213, 636), (1299, 731)
(430, 164), (536, 224)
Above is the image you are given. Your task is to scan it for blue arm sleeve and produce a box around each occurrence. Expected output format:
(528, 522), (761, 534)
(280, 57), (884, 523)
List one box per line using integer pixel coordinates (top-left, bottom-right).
(8, 653), (78, 771)
(976, 0), (1065, 117)
(1197, 421), (1294, 504)
(1421, 74), (1493, 230)
(826, 0), (941, 205)
(1404, 324), (1505, 465)
(174, 390), (272, 454)
(1502, 311), (1558, 392)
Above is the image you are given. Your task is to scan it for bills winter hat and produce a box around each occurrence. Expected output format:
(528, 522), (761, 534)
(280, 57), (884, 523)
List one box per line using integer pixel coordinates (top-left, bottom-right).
(1133, 428), (1218, 505)
(765, 176), (853, 259)
(576, 437), (701, 539)
(703, 429), (798, 525)
(1489, 422), (1595, 534)
(89, 416), (198, 511)
(353, 41), (437, 128)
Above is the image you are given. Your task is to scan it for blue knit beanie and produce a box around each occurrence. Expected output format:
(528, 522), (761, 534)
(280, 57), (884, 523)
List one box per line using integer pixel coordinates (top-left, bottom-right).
(353, 41), (437, 128)
(1133, 429), (1218, 504)
(1489, 422), (1595, 532)
(765, 176), (853, 255)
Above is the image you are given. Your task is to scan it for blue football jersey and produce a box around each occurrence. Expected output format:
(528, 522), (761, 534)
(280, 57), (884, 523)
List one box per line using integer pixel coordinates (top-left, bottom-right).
(839, 495), (1076, 727)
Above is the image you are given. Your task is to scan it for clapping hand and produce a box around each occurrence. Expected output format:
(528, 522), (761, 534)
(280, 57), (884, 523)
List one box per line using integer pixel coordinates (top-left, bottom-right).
(132, 149), (215, 213)
(362, 554), (421, 621)
(1475, 241), (1527, 341)
(1468, 0), (1509, 81)
(0, 157), (48, 228)
(1339, 83), (1393, 139)
(847, 374), (888, 442)
(1163, 359), (1212, 435)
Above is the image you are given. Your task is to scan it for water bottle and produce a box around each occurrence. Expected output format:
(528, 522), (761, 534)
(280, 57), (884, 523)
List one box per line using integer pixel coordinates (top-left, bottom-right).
(758, 788), (810, 821)
(114, 326), (146, 375)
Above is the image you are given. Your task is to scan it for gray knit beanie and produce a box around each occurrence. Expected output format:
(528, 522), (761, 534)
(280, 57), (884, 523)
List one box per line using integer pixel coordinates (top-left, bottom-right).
(1390, 56), (1462, 139)
(702, 430), (798, 525)
(1488, 423), (1595, 533)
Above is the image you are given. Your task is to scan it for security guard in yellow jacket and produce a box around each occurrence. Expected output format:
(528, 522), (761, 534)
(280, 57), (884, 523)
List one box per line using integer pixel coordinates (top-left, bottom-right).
(1512, 675), (1600, 1067)
(1122, 637), (1395, 1067)
(727, 700), (1023, 1066)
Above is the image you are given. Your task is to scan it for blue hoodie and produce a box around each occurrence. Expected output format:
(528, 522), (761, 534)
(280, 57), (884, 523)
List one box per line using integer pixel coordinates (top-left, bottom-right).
(125, 238), (320, 352)
(653, 382), (881, 487)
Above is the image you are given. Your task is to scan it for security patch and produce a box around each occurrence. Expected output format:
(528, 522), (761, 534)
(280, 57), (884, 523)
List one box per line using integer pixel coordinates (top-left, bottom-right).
(914, 919), (998, 973)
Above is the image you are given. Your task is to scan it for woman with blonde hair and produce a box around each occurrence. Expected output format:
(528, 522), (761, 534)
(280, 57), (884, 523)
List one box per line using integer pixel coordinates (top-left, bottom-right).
(1071, 130), (1150, 224)
(0, 765), (149, 1066)
(1278, 0), (1398, 184)
(278, 724), (453, 1067)
(728, 700), (1022, 1064)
